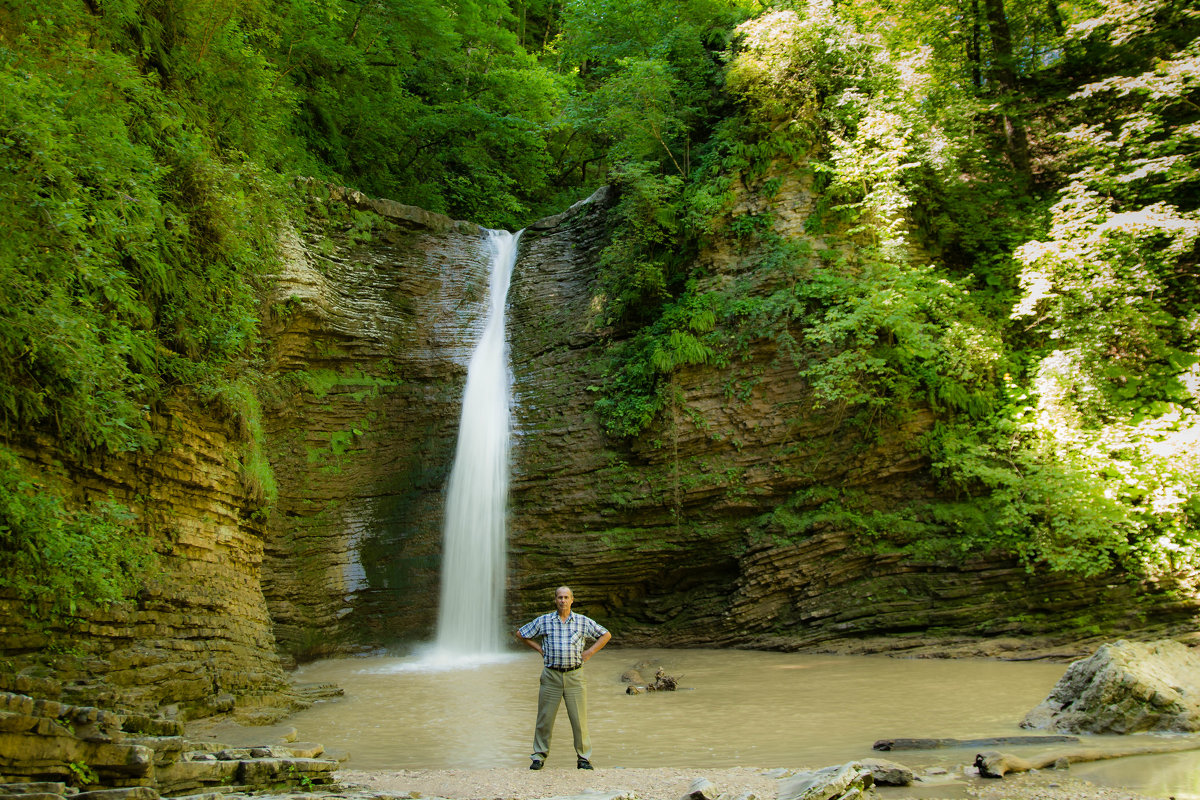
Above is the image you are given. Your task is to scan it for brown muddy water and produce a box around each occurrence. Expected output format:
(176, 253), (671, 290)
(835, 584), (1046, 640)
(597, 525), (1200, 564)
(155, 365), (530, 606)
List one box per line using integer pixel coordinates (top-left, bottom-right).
(245, 648), (1197, 797)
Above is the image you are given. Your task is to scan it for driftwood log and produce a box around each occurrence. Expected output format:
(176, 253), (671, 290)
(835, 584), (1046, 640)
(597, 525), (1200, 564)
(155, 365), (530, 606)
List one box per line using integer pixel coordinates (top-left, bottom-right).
(625, 668), (681, 694)
(873, 736), (1078, 751)
(975, 736), (1200, 778)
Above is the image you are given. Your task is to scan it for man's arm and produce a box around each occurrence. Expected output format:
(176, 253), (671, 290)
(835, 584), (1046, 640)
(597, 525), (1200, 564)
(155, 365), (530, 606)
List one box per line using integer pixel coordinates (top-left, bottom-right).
(516, 630), (543, 655)
(581, 630), (611, 663)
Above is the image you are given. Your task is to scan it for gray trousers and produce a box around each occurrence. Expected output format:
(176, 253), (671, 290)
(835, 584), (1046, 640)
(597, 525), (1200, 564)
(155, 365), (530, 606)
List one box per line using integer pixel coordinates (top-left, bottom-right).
(532, 666), (590, 760)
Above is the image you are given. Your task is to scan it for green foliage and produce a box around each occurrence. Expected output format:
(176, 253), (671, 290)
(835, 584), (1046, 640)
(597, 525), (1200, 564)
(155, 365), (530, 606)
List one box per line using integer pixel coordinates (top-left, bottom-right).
(197, 375), (279, 508)
(984, 0), (1200, 574)
(272, 0), (567, 228)
(0, 4), (281, 456)
(592, 288), (722, 436)
(758, 485), (935, 545)
(0, 2), (283, 607)
(67, 761), (98, 788)
(0, 447), (157, 617)
(590, 0), (1199, 583)
(596, 163), (688, 326)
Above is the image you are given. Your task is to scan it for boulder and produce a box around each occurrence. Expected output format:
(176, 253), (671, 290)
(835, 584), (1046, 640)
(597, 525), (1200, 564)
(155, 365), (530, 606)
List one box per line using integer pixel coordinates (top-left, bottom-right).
(859, 758), (912, 786)
(1022, 639), (1200, 733)
(777, 762), (873, 800)
(680, 777), (718, 800)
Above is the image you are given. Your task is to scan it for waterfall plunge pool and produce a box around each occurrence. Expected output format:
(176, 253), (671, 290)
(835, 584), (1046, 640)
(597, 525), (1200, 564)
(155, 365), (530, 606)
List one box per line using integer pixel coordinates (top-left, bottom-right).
(213, 648), (1198, 798)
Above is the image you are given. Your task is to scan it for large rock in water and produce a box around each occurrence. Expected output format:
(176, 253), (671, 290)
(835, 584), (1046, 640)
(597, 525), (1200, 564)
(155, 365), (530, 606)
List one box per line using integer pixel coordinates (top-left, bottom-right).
(777, 762), (873, 800)
(1022, 639), (1200, 733)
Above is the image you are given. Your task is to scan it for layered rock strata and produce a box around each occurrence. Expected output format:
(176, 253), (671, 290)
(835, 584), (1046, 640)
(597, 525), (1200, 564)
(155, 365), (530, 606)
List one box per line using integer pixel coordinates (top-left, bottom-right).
(2, 175), (1198, 730)
(0, 401), (291, 716)
(258, 183), (491, 659)
(0, 691), (337, 794)
(504, 183), (1200, 654)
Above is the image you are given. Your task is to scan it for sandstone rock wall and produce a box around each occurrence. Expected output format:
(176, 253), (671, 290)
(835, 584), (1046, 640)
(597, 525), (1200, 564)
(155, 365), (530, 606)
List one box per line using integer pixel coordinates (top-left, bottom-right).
(3, 175), (1198, 722)
(257, 184), (492, 660)
(0, 403), (290, 717)
(0, 182), (497, 713)
(0, 690), (337, 793)
(504, 182), (1200, 656)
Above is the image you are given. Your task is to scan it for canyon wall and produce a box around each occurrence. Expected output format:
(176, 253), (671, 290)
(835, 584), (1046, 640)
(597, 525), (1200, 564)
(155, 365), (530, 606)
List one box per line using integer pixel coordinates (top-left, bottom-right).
(257, 185), (492, 661)
(2, 179), (1197, 720)
(0, 405), (291, 718)
(504, 180), (1200, 657)
(0, 184), (497, 714)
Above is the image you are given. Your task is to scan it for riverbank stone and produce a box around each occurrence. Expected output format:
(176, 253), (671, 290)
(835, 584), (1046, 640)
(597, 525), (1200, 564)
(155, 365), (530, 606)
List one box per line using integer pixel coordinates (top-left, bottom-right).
(1022, 639), (1200, 733)
(777, 762), (873, 800)
(859, 758), (913, 786)
(680, 777), (717, 800)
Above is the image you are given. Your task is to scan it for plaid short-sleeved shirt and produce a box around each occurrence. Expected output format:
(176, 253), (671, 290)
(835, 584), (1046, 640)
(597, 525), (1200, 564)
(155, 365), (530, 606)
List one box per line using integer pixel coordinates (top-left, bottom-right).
(519, 611), (609, 669)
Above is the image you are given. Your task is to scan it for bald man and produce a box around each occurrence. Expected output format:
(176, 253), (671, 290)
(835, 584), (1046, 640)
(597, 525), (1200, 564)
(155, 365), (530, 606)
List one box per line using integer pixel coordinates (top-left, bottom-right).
(516, 586), (612, 770)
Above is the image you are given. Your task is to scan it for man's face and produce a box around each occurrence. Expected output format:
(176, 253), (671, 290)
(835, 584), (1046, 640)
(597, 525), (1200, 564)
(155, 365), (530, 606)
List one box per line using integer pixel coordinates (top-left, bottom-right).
(555, 589), (573, 615)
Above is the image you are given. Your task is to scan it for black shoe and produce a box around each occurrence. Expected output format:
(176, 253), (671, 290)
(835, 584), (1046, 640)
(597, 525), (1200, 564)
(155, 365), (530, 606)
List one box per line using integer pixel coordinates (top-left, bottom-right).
(530, 758), (544, 771)
(577, 758), (593, 770)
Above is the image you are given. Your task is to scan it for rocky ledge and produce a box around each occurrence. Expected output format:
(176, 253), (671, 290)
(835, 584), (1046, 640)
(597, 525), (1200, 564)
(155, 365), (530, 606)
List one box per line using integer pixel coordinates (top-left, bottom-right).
(0, 692), (340, 797)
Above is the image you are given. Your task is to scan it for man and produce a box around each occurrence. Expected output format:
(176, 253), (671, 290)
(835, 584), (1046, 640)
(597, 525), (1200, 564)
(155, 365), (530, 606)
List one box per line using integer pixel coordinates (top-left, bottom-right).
(516, 586), (612, 771)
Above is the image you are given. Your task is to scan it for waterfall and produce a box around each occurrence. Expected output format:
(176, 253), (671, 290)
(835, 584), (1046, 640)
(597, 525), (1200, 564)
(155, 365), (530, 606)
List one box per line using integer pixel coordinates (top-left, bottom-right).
(433, 229), (520, 659)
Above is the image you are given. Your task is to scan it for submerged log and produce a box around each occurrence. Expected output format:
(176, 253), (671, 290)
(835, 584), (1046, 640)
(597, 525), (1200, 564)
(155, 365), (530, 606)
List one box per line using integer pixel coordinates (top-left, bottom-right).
(873, 735), (1078, 751)
(625, 668), (681, 694)
(974, 736), (1200, 778)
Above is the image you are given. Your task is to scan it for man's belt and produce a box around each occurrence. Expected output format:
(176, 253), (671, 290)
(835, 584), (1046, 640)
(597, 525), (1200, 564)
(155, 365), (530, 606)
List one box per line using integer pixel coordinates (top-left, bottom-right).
(546, 663), (581, 672)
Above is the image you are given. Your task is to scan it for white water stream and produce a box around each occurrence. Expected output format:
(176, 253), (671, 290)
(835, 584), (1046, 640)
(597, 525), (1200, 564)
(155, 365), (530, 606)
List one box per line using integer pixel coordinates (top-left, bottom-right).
(432, 229), (520, 662)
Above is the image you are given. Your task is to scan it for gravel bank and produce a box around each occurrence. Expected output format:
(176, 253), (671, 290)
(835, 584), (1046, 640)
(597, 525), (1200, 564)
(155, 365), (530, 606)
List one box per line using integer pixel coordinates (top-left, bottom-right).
(335, 766), (1165, 800)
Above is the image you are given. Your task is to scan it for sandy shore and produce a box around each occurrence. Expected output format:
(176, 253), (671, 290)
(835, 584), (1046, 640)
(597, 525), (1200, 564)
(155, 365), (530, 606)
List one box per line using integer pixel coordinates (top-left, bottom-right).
(334, 765), (1164, 800)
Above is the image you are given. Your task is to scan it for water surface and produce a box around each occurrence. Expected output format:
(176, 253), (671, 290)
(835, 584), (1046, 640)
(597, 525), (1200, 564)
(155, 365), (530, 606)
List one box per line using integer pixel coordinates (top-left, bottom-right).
(286, 648), (1067, 769)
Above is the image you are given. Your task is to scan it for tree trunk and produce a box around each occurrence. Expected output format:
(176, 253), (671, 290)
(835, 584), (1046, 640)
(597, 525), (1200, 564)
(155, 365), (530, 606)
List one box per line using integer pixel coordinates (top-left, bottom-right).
(969, 0), (983, 89)
(982, 0), (1031, 175)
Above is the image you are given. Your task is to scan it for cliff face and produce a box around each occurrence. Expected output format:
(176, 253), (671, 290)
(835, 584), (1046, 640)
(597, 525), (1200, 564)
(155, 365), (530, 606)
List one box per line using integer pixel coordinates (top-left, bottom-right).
(0, 404), (290, 717)
(0, 184), (497, 714)
(504, 182), (1200, 656)
(258, 185), (492, 660)
(2, 179), (1197, 720)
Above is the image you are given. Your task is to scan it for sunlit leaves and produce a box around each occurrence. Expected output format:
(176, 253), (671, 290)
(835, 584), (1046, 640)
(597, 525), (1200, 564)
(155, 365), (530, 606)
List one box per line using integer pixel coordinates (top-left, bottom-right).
(999, 0), (1200, 575)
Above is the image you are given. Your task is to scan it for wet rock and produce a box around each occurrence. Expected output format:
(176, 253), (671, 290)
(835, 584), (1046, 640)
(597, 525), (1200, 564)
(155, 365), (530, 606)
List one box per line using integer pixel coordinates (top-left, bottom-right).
(73, 788), (159, 800)
(1022, 639), (1200, 733)
(975, 751), (1035, 779)
(859, 758), (913, 786)
(235, 756), (338, 786)
(154, 758), (239, 793)
(279, 743), (324, 759)
(120, 716), (184, 738)
(0, 784), (67, 796)
(777, 762), (873, 800)
(873, 735), (1077, 751)
(0, 697), (155, 786)
(503, 167), (1199, 656)
(259, 192), (494, 656)
(0, 691), (335, 798)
